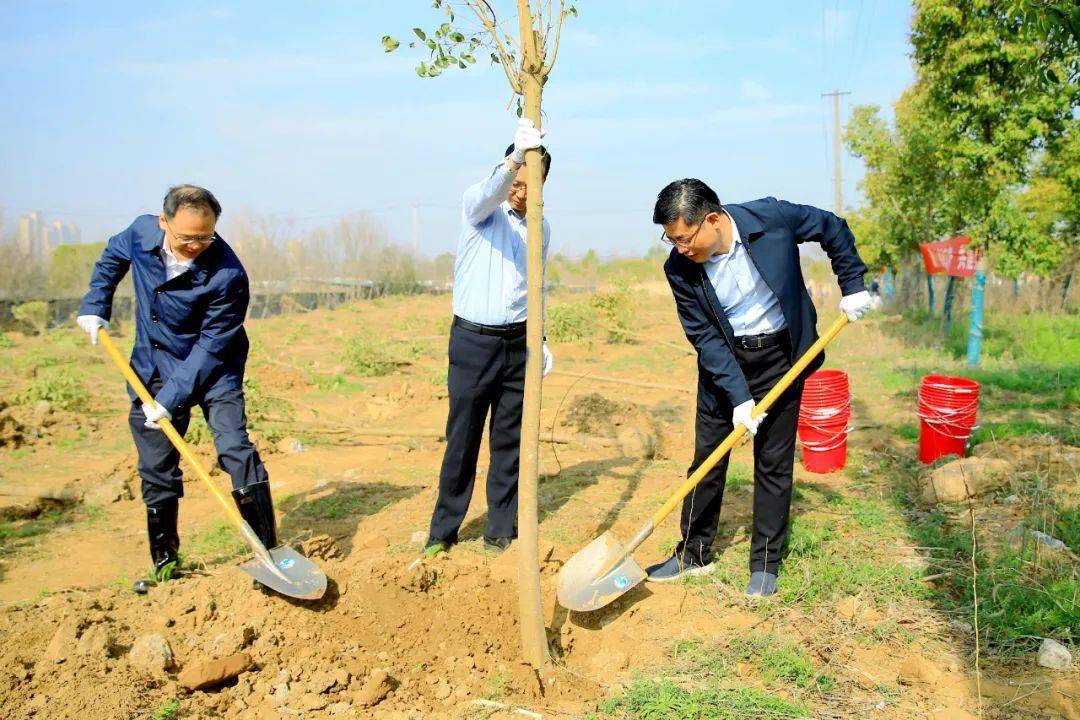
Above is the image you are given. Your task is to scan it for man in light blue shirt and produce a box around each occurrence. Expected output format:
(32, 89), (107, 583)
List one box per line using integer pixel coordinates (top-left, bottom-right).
(425, 119), (553, 556)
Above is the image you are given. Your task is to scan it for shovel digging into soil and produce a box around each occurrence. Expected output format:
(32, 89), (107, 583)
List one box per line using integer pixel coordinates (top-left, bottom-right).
(97, 330), (327, 600)
(557, 315), (850, 612)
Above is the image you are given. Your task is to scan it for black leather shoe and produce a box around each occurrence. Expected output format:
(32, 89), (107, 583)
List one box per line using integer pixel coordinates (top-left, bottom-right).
(483, 536), (514, 553)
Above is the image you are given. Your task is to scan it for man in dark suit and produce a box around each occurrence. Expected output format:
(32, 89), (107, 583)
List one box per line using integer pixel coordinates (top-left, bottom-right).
(648, 179), (872, 597)
(76, 185), (276, 593)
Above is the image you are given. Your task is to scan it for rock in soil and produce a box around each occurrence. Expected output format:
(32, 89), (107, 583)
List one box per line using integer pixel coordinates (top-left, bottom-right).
(1037, 638), (1072, 670)
(918, 457), (1012, 504)
(178, 652), (252, 690)
(128, 634), (174, 675)
(355, 668), (395, 708)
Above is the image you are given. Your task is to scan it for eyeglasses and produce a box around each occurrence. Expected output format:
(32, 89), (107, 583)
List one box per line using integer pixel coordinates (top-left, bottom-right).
(165, 218), (217, 245)
(660, 221), (705, 249)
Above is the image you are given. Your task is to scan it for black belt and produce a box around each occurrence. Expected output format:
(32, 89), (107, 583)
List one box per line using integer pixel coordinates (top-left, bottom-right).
(453, 316), (527, 338)
(734, 330), (786, 350)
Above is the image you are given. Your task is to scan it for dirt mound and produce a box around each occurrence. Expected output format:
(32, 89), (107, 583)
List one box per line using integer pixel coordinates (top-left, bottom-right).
(0, 400), (92, 451)
(0, 550), (603, 719)
(562, 393), (661, 459)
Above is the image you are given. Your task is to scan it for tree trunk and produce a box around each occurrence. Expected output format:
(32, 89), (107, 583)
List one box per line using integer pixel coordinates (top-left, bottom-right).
(942, 275), (956, 334)
(515, 0), (550, 670)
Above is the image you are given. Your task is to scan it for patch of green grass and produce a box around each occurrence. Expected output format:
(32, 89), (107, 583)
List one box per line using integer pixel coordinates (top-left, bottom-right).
(1053, 504), (1080, 552)
(894, 424), (920, 442)
(184, 412), (213, 445)
(726, 461), (752, 491)
(111, 571), (131, 592)
(80, 503), (106, 524)
(0, 333), (13, 348)
(187, 521), (248, 564)
(0, 508), (72, 552)
(342, 334), (398, 377)
(429, 365), (448, 388)
(906, 506), (1079, 652)
(148, 699), (180, 720)
(727, 633), (834, 692)
(548, 301), (594, 344)
(600, 678), (808, 719)
(970, 420), (1079, 447)
(591, 283), (636, 344)
(15, 368), (90, 412)
(829, 496), (894, 533)
(483, 673), (510, 700)
(669, 638), (732, 677)
(774, 515), (927, 607)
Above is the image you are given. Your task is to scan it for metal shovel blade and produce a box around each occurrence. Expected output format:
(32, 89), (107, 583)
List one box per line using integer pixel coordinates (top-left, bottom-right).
(238, 546), (327, 600)
(556, 531), (647, 612)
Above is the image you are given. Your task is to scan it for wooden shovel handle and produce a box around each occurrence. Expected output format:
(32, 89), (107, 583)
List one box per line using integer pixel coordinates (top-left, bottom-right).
(650, 315), (850, 528)
(96, 330), (250, 535)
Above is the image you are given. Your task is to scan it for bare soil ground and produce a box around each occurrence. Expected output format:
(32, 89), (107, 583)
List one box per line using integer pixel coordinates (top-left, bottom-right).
(0, 285), (1075, 719)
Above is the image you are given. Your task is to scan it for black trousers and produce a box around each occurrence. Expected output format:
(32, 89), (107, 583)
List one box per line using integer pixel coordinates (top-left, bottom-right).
(428, 321), (526, 543)
(677, 336), (803, 574)
(130, 376), (269, 507)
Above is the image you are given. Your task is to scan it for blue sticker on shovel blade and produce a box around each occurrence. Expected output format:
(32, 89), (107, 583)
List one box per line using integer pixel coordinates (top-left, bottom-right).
(279, 558), (295, 570)
(614, 575), (629, 589)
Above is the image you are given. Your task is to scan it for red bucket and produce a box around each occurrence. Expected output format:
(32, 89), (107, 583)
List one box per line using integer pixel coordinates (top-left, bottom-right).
(798, 412), (851, 473)
(799, 370), (852, 473)
(916, 375), (980, 464)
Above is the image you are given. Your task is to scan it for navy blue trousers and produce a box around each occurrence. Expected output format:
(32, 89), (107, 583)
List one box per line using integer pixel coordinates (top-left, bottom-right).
(678, 337), (804, 574)
(129, 377), (269, 507)
(428, 322), (525, 543)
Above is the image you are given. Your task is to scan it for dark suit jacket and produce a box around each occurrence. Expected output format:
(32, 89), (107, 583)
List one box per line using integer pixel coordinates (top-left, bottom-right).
(79, 215), (250, 415)
(664, 197), (867, 406)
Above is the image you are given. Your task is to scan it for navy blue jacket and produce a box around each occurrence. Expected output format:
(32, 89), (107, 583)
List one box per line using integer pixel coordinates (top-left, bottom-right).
(665, 197), (867, 406)
(79, 215), (250, 415)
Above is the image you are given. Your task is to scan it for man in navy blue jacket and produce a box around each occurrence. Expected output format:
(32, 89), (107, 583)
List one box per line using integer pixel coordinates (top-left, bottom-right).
(648, 179), (872, 597)
(77, 185), (275, 593)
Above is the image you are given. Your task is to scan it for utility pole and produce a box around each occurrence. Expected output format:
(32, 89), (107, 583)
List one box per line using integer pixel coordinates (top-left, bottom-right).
(822, 89), (851, 215)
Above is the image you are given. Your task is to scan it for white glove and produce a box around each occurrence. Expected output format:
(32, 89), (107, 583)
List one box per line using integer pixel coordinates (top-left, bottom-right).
(510, 118), (545, 164)
(76, 315), (109, 345)
(541, 342), (553, 377)
(732, 399), (765, 436)
(142, 401), (172, 431)
(840, 290), (874, 322)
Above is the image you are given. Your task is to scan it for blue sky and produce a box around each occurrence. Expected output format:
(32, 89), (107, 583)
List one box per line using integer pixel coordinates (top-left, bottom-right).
(0, 1), (914, 258)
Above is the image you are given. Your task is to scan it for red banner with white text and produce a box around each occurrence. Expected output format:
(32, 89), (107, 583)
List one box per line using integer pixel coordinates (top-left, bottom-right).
(920, 236), (979, 277)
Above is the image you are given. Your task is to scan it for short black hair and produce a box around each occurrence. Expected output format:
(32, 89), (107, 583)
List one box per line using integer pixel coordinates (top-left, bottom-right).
(652, 178), (723, 226)
(504, 143), (552, 179)
(163, 185), (222, 219)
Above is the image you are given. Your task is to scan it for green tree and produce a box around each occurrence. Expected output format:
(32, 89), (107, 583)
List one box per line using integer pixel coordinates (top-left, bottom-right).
(48, 242), (107, 297)
(910, 0), (1077, 270)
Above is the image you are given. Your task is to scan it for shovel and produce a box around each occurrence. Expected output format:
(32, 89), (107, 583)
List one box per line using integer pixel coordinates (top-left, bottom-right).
(97, 330), (327, 600)
(557, 315), (850, 612)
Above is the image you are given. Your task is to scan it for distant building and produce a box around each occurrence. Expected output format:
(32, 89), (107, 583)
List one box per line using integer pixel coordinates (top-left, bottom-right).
(14, 212), (81, 264)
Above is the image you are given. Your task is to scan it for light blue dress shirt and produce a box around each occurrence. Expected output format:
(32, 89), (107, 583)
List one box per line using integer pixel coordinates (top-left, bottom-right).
(703, 212), (787, 337)
(452, 162), (551, 326)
